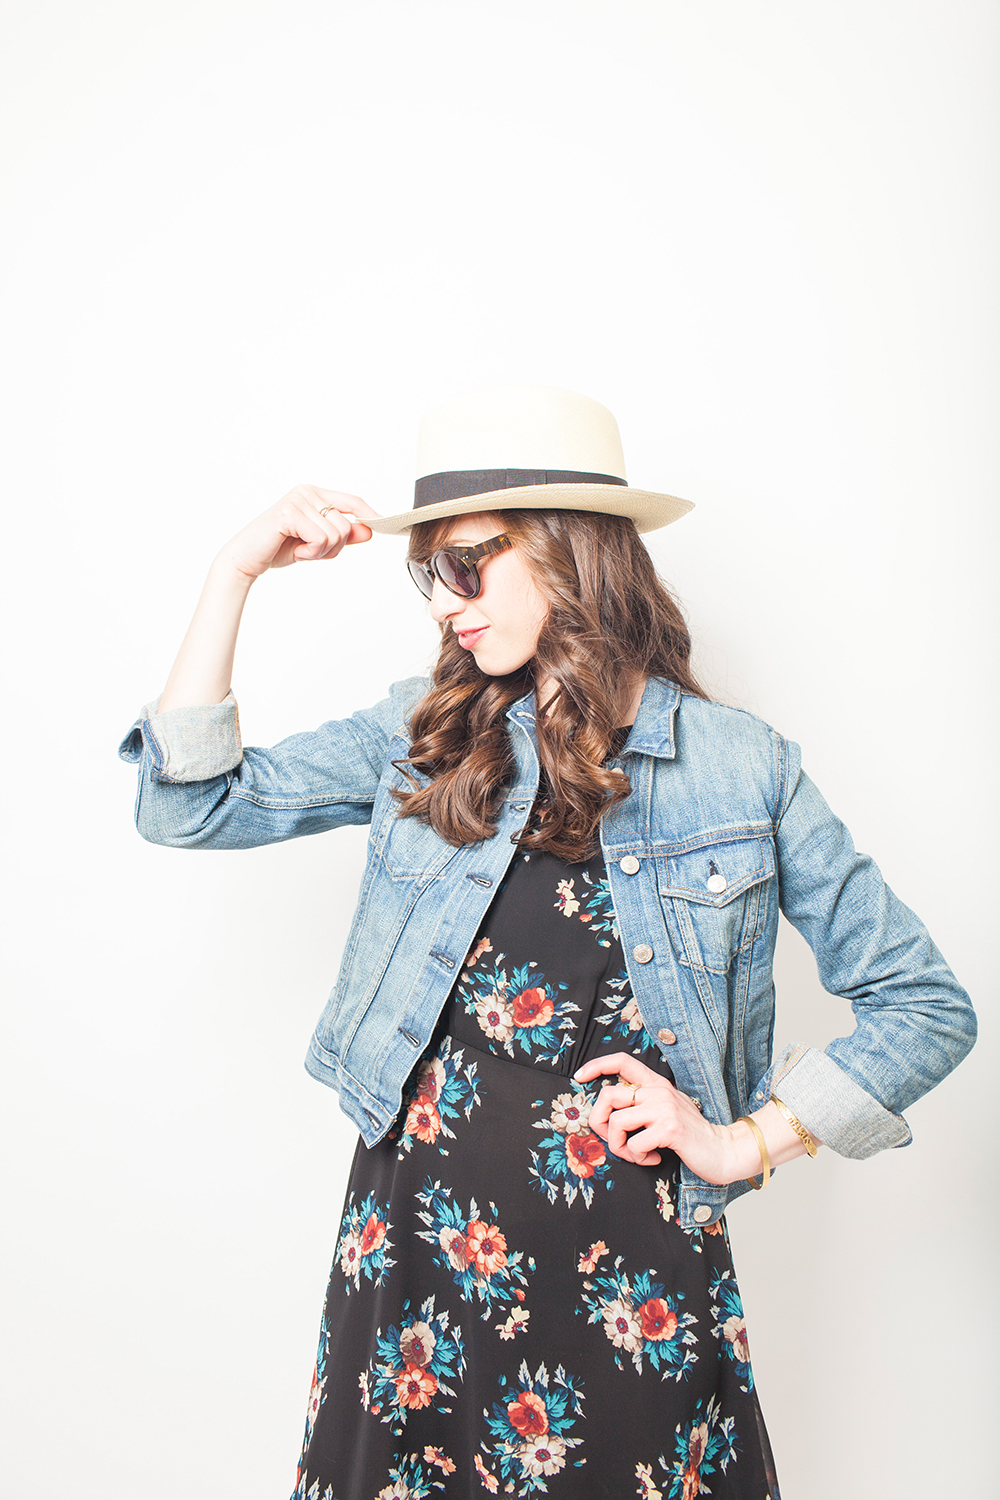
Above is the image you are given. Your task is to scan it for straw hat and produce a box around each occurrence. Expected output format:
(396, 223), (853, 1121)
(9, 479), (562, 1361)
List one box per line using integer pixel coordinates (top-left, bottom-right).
(366, 384), (693, 535)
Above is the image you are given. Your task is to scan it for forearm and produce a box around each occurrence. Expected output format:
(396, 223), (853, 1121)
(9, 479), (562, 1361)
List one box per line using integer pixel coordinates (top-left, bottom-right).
(158, 557), (255, 713)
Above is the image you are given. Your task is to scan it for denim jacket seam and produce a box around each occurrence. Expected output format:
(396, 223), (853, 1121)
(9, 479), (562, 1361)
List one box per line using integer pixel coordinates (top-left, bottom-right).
(229, 787), (378, 811)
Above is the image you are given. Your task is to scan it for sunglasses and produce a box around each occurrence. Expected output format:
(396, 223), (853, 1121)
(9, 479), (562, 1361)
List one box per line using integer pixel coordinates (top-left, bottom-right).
(407, 533), (513, 600)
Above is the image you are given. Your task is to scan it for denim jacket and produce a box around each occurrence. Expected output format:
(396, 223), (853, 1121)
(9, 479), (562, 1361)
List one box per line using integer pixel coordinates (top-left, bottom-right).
(119, 675), (975, 1228)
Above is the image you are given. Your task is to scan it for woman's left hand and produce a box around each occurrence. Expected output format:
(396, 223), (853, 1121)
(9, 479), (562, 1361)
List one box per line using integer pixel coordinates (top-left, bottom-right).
(575, 1052), (760, 1185)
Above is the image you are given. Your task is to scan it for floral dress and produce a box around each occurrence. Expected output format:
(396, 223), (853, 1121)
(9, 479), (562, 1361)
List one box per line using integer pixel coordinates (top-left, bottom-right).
(294, 771), (780, 1500)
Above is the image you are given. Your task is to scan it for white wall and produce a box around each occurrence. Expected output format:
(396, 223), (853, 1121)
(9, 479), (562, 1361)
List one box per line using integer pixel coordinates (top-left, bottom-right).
(2, 3), (996, 1496)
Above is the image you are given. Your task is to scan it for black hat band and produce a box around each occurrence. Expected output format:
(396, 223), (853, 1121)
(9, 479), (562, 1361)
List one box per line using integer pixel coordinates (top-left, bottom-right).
(414, 468), (627, 509)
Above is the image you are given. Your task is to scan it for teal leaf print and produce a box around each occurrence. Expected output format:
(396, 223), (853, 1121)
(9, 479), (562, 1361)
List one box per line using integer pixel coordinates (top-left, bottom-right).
(709, 1269), (754, 1392)
(415, 1179), (530, 1319)
(482, 1359), (585, 1496)
(592, 971), (658, 1056)
(579, 869), (620, 946)
(374, 1449), (452, 1497)
(362, 1294), (466, 1435)
(529, 1089), (614, 1209)
(336, 1190), (394, 1294)
(635, 1393), (740, 1497)
(577, 1255), (698, 1379)
(390, 1036), (484, 1157)
(454, 951), (579, 1065)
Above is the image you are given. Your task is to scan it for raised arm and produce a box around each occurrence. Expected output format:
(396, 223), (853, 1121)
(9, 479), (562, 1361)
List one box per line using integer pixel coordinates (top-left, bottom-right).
(158, 485), (377, 712)
(118, 484), (428, 852)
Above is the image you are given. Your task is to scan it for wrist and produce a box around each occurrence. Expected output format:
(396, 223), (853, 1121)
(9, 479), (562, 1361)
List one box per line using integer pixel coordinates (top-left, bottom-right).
(208, 551), (259, 593)
(727, 1119), (767, 1183)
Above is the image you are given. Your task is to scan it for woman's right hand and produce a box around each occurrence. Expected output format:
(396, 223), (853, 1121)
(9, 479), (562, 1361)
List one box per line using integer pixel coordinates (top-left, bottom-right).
(217, 485), (380, 581)
(156, 487), (382, 714)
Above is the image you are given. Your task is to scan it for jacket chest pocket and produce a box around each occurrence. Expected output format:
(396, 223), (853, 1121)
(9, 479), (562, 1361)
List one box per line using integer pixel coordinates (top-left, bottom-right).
(371, 790), (461, 881)
(655, 835), (775, 974)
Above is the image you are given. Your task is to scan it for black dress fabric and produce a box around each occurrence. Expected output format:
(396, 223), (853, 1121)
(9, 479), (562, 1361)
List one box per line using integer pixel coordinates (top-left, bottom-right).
(294, 771), (780, 1500)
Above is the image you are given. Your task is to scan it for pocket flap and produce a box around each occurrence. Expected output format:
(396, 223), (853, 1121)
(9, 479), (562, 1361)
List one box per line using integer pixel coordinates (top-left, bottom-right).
(659, 835), (775, 906)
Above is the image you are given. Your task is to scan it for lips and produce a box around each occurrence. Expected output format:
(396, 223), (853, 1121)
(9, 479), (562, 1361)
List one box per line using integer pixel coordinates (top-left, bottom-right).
(456, 626), (488, 650)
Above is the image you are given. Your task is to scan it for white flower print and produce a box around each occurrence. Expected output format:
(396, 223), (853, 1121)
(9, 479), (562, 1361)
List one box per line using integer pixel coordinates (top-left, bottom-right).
(619, 995), (645, 1033)
(554, 879), (580, 917)
(413, 1055), (446, 1105)
(636, 1462), (664, 1500)
(518, 1432), (567, 1477)
(549, 1092), (592, 1133)
(721, 1314), (750, 1364)
(602, 1296), (643, 1352)
(339, 1229), (362, 1279)
(399, 1321), (436, 1367)
(655, 1179), (676, 1222)
(438, 1225), (471, 1272)
(474, 996), (515, 1043)
(495, 1306), (530, 1340)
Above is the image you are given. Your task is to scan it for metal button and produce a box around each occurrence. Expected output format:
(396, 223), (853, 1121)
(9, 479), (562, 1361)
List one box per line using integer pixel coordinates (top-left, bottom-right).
(619, 855), (640, 875)
(632, 944), (654, 964)
(693, 1205), (712, 1223)
(706, 873), (728, 894)
(657, 1028), (677, 1045)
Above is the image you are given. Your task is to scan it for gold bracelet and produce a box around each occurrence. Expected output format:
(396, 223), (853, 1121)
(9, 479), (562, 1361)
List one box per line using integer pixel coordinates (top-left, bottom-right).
(770, 1093), (819, 1157)
(736, 1115), (771, 1190)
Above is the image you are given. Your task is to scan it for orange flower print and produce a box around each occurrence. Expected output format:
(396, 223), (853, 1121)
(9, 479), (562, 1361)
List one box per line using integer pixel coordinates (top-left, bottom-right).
(464, 936), (494, 971)
(511, 987), (555, 1028)
(423, 1446), (456, 1474)
(638, 1297), (679, 1342)
(565, 1129), (606, 1178)
(577, 1240), (608, 1274)
(681, 1468), (701, 1500)
(507, 1388), (549, 1437)
(404, 1096), (442, 1145)
(466, 1219), (508, 1277)
(474, 1452), (499, 1492)
(360, 1213), (387, 1256)
(394, 1363), (438, 1409)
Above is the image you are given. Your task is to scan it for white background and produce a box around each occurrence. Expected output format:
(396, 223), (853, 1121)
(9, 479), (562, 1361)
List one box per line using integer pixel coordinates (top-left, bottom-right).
(2, 3), (997, 1496)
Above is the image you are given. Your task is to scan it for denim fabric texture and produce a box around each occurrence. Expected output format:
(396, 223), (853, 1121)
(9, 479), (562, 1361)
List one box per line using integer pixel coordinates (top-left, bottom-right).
(119, 676), (976, 1228)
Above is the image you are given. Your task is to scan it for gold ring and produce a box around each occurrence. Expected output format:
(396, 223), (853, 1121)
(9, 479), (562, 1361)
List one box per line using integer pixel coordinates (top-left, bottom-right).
(629, 1085), (639, 1106)
(318, 505), (336, 518)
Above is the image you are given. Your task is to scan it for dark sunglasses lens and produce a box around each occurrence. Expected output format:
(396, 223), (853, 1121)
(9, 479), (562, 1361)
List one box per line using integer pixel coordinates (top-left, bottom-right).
(434, 551), (479, 598)
(407, 559), (435, 599)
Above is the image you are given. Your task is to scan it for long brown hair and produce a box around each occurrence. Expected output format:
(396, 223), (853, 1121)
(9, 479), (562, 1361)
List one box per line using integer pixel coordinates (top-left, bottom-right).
(393, 508), (707, 861)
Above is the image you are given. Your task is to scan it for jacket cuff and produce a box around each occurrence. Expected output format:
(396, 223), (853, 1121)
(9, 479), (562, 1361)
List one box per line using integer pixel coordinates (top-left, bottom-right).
(117, 692), (243, 783)
(767, 1043), (912, 1158)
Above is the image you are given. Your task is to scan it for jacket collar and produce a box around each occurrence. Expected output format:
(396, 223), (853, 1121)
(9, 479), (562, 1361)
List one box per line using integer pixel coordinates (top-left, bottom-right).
(505, 676), (680, 761)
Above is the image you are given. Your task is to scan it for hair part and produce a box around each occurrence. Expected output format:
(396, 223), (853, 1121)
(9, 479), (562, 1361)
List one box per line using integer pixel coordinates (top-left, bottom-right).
(393, 508), (708, 861)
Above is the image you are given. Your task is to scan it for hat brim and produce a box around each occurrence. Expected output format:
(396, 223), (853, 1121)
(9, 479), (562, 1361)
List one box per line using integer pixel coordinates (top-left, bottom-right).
(366, 484), (694, 536)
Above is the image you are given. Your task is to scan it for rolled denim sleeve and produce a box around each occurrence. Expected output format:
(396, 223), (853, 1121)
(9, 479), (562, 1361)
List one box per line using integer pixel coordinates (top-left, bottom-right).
(118, 677), (429, 851)
(769, 749), (976, 1157)
(118, 692), (243, 783)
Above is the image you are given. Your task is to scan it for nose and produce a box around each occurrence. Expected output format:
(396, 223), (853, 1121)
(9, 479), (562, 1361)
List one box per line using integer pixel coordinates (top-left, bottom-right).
(429, 575), (467, 625)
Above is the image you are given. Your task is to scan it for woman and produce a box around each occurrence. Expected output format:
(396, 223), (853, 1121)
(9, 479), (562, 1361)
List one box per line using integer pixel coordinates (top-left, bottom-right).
(121, 385), (975, 1500)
